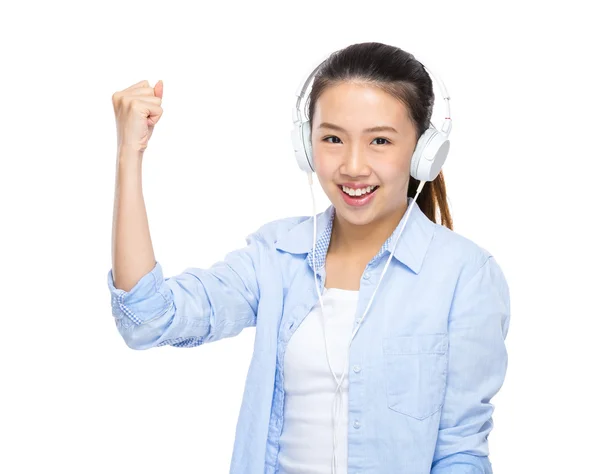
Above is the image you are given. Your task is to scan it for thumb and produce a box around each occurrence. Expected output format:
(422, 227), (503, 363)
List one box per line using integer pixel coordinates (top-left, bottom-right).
(154, 80), (163, 99)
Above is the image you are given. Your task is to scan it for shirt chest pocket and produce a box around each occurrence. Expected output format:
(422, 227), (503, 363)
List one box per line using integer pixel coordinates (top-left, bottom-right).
(382, 333), (448, 421)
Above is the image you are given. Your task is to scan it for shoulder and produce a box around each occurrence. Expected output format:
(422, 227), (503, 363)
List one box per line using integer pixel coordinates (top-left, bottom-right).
(428, 222), (510, 332)
(432, 221), (491, 261)
(426, 219), (501, 282)
(245, 214), (311, 246)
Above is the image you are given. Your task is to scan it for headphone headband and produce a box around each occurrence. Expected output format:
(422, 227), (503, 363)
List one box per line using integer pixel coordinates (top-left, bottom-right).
(292, 56), (452, 135)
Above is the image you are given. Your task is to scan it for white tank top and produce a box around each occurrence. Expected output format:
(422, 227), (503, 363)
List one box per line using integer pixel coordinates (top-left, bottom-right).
(278, 287), (359, 474)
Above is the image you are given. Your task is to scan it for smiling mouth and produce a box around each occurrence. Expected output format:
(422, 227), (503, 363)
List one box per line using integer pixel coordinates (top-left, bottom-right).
(338, 185), (380, 197)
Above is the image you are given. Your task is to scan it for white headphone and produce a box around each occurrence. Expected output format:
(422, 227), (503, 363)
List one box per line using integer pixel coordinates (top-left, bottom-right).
(291, 55), (452, 182)
(289, 52), (453, 474)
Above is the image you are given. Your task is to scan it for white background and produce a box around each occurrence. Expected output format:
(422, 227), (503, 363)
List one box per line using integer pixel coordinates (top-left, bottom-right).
(1, 0), (598, 472)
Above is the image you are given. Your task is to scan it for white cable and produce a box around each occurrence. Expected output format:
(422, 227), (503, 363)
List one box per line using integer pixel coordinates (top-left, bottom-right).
(307, 172), (427, 474)
(309, 173), (343, 387)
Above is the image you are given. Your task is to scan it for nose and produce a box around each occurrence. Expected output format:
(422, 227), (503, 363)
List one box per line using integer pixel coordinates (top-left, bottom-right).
(340, 145), (370, 177)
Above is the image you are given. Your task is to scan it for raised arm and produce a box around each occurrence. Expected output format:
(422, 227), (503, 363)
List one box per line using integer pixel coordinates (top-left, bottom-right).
(109, 79), (263, 350)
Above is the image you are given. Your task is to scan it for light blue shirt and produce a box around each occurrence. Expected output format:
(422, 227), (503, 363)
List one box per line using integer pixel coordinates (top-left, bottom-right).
(107, 197), (510, 474)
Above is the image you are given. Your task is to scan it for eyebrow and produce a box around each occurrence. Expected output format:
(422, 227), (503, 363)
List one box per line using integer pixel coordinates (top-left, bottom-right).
(317, 122), (398, 134)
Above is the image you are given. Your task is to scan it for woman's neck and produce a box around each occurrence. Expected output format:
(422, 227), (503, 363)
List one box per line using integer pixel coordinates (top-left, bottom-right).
(328, 200), (408, 258)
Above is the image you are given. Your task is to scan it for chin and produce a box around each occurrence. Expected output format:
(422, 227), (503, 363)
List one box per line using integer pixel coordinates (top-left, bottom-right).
(335, 208), (378, 226)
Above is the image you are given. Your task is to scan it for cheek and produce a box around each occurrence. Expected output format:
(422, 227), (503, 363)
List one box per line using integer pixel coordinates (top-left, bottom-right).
(382, 149), (413, 177)
(313, 154), (336, 178)
(375, 163), (406, 185)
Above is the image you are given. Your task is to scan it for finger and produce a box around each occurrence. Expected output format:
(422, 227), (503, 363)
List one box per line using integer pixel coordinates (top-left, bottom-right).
(129, 98), (163, 116)
(123, 80), (150, 92)
(154, 80), (163, 99)
(146, 104), (163, 126)
(113, 80), (150, 101)
(127, 87), (160, 98)
(125, 95), (162, 106)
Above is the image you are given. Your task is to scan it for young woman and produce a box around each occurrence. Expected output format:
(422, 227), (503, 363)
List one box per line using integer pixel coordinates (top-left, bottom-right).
(108, 42), (510, 474)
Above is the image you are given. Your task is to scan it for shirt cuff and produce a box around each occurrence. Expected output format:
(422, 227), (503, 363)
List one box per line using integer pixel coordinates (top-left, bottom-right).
(107, 261), (171, 325)
(431, 453), (492, 474)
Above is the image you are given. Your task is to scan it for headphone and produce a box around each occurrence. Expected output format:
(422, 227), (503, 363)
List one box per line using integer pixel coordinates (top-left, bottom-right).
(289, 53), (453, 474)
(291, 56), (452, 182)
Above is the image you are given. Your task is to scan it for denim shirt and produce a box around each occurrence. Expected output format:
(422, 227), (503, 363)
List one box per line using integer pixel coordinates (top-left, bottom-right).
(107, 197), (511, 474)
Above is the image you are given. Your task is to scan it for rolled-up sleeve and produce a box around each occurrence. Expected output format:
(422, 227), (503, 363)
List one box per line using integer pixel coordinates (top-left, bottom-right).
(107, 230), (266, 350)
(431, 255), (511, 474)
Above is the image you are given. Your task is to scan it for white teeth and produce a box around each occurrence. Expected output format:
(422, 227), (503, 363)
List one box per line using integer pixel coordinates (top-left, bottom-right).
(342, 185), (376, 196)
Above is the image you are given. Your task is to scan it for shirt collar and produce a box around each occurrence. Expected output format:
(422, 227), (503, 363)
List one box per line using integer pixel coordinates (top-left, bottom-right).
(274, 197), (435, 274)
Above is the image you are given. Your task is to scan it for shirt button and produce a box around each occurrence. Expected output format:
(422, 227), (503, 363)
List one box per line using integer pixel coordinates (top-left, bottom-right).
(352, 365), (361, 373)
(363, 272), (371, 280)
(353, 420), (361, 429)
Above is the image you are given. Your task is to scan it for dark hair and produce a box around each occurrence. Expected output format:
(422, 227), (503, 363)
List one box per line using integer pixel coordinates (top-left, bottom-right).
(306, 42), (453, 230)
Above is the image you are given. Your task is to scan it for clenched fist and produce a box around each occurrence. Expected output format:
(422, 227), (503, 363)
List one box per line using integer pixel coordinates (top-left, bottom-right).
(112, 80), (164, 155)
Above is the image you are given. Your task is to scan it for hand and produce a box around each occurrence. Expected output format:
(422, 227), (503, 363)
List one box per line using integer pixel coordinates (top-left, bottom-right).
(112, 79), (164, 155)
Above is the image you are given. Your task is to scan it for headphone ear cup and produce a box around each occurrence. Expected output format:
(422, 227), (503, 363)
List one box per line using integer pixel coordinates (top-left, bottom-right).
(291, 121), (314, 173)
(410, 127), (450, 181)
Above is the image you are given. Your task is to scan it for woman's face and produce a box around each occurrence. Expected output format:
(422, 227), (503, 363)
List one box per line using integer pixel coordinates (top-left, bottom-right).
(311, 81), (419, 227)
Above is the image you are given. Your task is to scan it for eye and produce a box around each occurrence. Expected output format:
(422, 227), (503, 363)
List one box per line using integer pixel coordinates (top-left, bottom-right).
(323, 135), (342, 144)
(372, 137), (391, 145)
